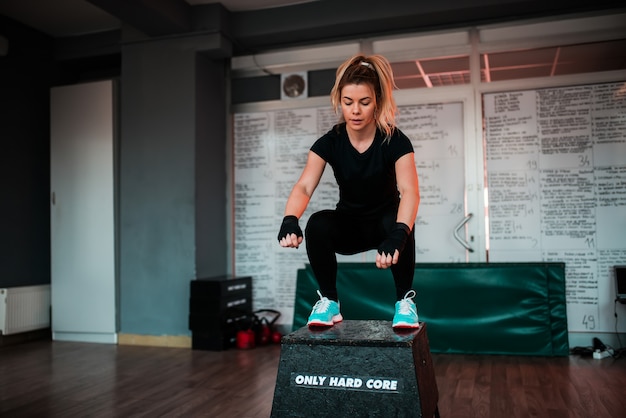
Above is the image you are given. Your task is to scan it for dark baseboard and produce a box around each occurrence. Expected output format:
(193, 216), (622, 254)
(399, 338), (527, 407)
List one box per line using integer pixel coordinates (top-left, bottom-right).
(0, 328), (52, 347)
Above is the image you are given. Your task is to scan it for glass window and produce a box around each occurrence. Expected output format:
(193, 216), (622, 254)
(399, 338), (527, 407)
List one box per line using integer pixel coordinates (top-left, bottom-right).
(481, 39), (626, 82)
(391, 56), (470, 89)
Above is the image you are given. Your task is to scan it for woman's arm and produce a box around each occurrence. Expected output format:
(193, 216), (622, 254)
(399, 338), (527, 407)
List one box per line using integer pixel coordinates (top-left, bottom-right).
(376, 152), (420, 268)
(284, 151), (326, 217)
(279, 151), (326, 248)
(394, 152), (420, 230)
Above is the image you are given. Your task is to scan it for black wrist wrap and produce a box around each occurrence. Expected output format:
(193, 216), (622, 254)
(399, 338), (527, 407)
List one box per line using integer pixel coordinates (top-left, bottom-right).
(377, 222), (410, 257)
(277, 215), (303, 242)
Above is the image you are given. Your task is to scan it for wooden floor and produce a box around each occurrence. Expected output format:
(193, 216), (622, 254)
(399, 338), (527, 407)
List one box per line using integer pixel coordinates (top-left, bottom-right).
(1, 339), (625, 418)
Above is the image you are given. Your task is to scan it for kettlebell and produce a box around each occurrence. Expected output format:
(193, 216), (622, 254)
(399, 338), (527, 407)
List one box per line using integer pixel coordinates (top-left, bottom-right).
(271, 330), (283, 344)
(259, 323), (272, 345)
(236, 329), (256, 349)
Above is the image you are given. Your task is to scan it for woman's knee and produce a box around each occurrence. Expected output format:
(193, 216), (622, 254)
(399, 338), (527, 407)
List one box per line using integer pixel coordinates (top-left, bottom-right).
(305, 210), (336, 241)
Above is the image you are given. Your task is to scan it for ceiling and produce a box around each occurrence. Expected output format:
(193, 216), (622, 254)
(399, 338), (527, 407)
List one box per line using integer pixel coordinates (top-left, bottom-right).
(1, 0), (624, 87)
(0, 0), (319, 38)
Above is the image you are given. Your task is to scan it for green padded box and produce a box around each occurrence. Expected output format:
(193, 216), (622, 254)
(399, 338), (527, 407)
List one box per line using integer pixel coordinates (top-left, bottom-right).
(293, 262), (568, 356)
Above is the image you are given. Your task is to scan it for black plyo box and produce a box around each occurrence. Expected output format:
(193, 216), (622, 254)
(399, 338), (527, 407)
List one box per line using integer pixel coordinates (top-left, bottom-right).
(190, 275), (252, 305)
(271, 321), (439, 417)
(189, 275), (252, 330)
(189, 276), (253, 350)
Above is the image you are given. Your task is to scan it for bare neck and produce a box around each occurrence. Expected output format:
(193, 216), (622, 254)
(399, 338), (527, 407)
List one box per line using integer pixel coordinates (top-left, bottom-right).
(346, 123), (377, 151)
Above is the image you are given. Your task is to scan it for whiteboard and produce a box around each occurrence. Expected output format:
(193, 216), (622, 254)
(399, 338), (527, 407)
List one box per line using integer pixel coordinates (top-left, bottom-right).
(234, 102), (466, 325)
(484, 81), (626, 333)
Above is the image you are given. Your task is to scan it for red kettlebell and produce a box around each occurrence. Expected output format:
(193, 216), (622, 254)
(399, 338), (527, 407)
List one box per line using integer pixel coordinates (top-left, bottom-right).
(259, 324), (271, 345)
(236, 329), (256, 349)
(271, 330), (283, 344)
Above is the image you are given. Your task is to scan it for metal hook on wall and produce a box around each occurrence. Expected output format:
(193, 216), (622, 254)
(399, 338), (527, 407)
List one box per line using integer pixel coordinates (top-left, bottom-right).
(453, 213), (474, 253)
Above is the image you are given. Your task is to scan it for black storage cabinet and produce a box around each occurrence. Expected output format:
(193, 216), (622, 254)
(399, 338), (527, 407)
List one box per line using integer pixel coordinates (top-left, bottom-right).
(189, 275), (252, 350)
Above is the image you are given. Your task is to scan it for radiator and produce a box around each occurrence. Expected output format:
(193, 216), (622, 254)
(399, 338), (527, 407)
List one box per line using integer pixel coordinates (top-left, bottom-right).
(0, 285), (51, 335)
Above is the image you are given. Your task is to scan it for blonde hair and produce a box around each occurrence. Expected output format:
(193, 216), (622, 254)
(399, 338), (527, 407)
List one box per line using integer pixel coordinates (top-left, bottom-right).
(330, 54), (398, 141)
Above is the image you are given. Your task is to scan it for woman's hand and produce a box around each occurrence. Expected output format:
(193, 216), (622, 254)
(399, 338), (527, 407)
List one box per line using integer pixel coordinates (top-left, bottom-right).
(376, 249), (399, 268)
(376, 222), (410, 268)
(279, 233), (304, 249)
(277, 215), (303, 249)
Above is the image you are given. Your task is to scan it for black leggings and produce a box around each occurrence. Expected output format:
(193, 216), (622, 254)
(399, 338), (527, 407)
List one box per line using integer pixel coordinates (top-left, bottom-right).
(304, 209), (415, 302)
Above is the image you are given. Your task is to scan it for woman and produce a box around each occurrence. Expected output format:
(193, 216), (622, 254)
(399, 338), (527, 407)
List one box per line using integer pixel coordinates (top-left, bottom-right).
(277, 54), (420, 329)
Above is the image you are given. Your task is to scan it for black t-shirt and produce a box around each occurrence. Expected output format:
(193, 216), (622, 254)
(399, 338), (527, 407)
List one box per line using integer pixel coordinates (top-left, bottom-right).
(311, 123), (414, 217)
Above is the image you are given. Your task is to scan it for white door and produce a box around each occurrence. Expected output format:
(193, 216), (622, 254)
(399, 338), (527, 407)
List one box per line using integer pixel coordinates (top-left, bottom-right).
(50, 80), (116, 343)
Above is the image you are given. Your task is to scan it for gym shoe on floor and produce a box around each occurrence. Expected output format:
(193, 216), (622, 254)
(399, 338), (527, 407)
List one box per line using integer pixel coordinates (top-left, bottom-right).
(307, 290), (343, 327)
(392, 290), (419, 329)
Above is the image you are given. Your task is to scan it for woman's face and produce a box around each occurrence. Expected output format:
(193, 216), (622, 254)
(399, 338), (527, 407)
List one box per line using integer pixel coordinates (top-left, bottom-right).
(340, 83), (376, 133)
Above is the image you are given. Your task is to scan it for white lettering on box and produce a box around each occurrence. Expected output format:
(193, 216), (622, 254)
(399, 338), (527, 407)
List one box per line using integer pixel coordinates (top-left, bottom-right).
(227, 283), (247, 292)
(365, 379), (399, 391)
(291, 373), (400, 393)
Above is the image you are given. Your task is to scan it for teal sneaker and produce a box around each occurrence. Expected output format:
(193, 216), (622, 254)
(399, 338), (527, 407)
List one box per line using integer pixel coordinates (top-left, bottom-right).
(307, 290), (343, 327)
(392, 290), (419, 329)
